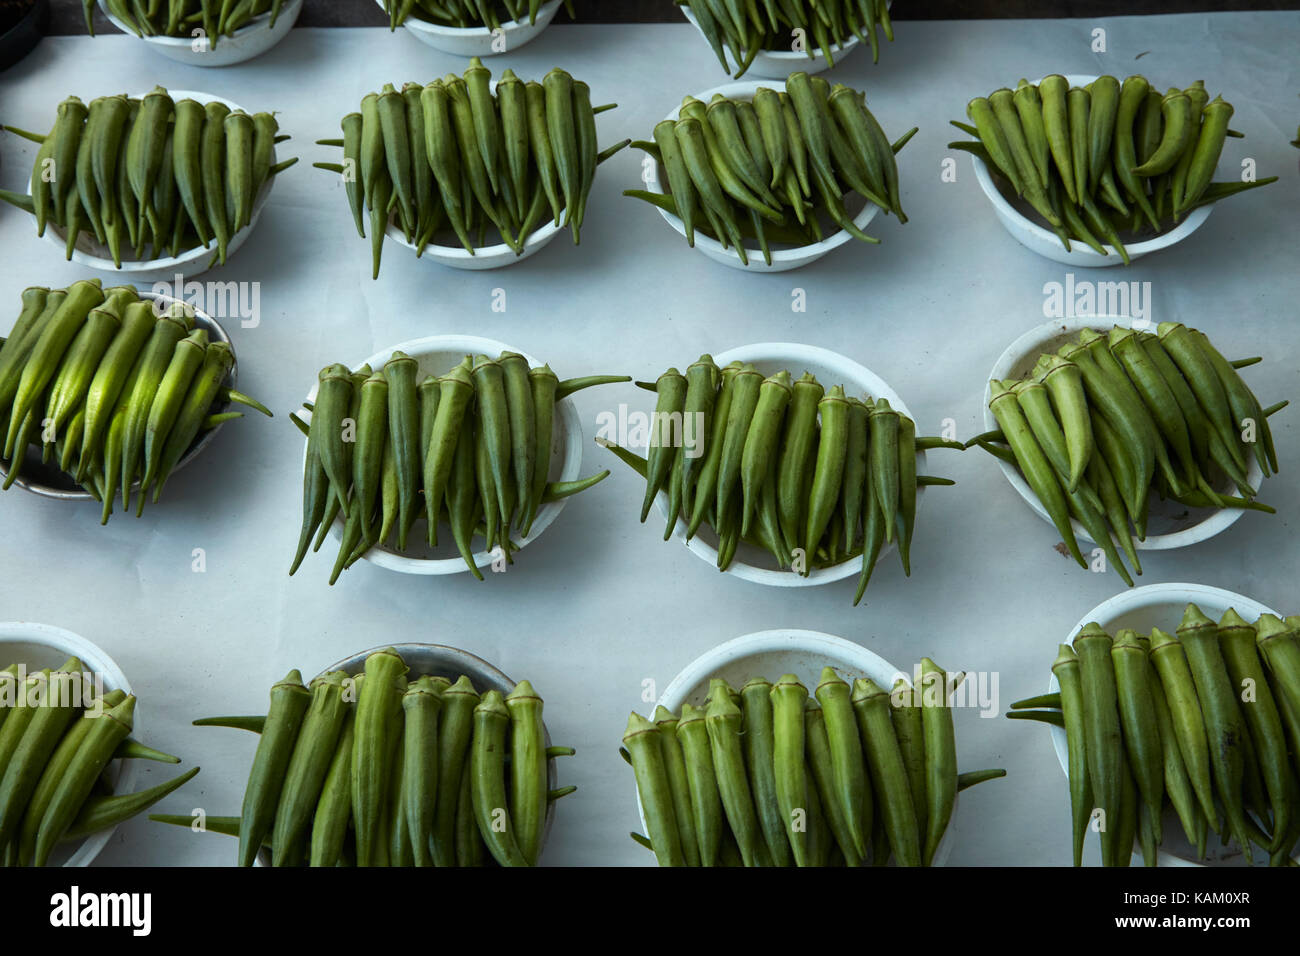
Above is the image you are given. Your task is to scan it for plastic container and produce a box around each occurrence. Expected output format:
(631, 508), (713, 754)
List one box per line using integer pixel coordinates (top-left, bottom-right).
(0, 620), (136, 867)
(654, 341), (925, 587)
(643, 81), (881, 272)
(984, 315), (1263, 549)
(98, 0), (302, 67)
(302, 335), (582, 575)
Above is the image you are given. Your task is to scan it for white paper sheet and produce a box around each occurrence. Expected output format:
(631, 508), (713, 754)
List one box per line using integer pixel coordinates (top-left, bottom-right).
(0, 12), (1297, 866)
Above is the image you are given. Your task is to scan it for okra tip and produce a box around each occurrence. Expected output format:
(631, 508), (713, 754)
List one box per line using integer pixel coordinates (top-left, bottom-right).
(1112, 628), (1143, 650)
(1148, 626), (1178, 652)
(815, 666), (847, 690)
(1074, 621), (1111, 642)
(704, 687), (740, 718)
(108, 695), (138, 726)
(623, 711), (656, 741)
(506, 678), (541, 702)
(1218, 607), (1252, 630)
(851, 676), (884, 703)
(1255, 615), (1295, 646)
(446, 674), (478, 696)
(1051, 644), (1078, 670)
(1177, 602), (1217, 633)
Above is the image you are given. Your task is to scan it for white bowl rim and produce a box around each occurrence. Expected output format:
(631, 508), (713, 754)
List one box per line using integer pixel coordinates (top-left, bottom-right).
(0, 620), (138, 867)
(32, 89), (271, 273)
(646, 80), (881, 267)
(969, 73), (1215, 262)
(655, 341), (926, 587)
(301, 334), (582, 575)
(983, 314), (1261, 551)
(679, 5), (860, 62)
(657, 629), (909, 712)
(647, 627), (958, 866)
(99, 0), (302, 46)
(383, 0), (561, 36)
(1043, 583), (1284, 866)
(385, 208), (565, 262)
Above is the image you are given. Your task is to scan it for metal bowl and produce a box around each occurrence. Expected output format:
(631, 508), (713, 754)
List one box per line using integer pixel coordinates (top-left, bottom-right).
(0, 290), (237, 500)
(301, 642), (561, 865)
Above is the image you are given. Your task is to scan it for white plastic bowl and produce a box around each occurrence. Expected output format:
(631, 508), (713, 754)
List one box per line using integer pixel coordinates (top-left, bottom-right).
(99, 0), (302, 66)
(680, 6), (859, 79)
(34, 91), (276, 281)
(0, 621), (136, 867)
(969, 74), (1214, 267)
(1044, 583), (1286, 866)
(379, 77), (574, 270)
(0, 291), (238, 501)
(654, 341), (925, 588)
(985, 315), (1264, 550)
(301, 335), (583, 576)
(384, 203), (565, 271)
(645, 81), (880, 272)
(99, 0), (301, 66)
(645, 628), (957, 866)
(378, 0), (561, 56)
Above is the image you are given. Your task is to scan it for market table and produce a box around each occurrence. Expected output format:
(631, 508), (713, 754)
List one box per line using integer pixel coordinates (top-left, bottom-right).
(0, 12), (1296, 866)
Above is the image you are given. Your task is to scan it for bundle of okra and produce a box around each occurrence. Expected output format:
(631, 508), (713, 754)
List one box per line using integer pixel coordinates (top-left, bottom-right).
(379, 0), (574, 29)
(314, 61), (628, 275)
(950, 76), (1275, 263)
(290, 352), (627, 583)
(181, 649), (573, 866)
(601, 356), (961, 603)
(0, 87), (298, 267)
(0, 659), (198, 868)
(626, 73), (915, 265)
(0, 281), (272, 521)
(90, 0), (291, 44)
(970, 324), (1285, 586)
(1010, 606), (1300, 866)
(679, 0), (896, 76)
(624, 665), (1005, 867)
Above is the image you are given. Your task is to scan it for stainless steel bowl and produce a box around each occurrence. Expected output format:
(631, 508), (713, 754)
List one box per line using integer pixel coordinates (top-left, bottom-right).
(256, 642), (561, 867)
(0, 290), (236, 500)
